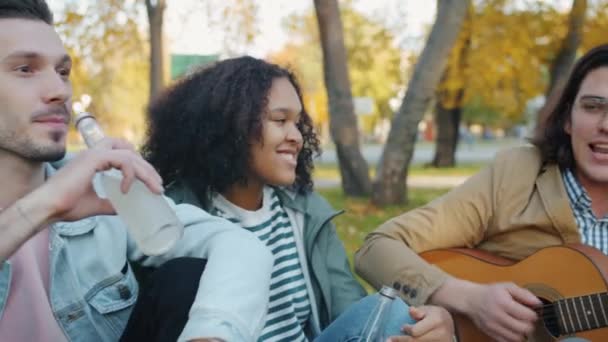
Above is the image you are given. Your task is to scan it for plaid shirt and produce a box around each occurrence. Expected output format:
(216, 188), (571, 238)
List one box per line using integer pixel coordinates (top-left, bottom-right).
(562, 168), (608, 254)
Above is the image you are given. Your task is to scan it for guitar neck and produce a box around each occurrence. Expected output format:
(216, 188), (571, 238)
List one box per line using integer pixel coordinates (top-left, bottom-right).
(550, 292), (608, 335)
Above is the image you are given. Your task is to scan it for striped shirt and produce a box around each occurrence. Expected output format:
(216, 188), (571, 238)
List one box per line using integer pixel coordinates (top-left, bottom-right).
(562, 168), (608, 254)
(212, 187), (311, 342)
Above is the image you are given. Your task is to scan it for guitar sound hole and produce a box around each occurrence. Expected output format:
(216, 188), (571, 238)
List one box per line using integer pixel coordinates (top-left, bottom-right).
(539, 297), (560, 339)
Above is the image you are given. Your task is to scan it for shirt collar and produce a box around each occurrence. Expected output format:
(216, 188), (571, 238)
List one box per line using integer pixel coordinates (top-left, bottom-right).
(562, 168), (592, 211)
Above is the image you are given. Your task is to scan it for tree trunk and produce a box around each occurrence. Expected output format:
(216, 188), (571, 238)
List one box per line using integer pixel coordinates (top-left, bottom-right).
(145, 0), (166, 102)
(535, 0), (586, 137)
(313, 0), (371, 197)
(432, 17), (470, 168)
(372, 0), (469, 205)
(432, 101), (462, 167)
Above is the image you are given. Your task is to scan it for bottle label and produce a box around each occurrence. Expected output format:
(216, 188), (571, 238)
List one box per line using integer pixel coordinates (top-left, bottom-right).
(81, 122), (105, 147)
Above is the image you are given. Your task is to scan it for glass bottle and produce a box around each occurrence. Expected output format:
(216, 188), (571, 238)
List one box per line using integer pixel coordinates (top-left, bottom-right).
(358, 285), (399, 342)
(75, 112), (184, 255)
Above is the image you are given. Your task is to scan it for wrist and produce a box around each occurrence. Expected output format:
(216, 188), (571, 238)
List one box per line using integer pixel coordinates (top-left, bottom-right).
(16, 188), (56, 229)
(430, 277), (482, 315)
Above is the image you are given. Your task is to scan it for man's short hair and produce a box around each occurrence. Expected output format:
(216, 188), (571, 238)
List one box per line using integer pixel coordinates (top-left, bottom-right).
(0, 0), (53, 25)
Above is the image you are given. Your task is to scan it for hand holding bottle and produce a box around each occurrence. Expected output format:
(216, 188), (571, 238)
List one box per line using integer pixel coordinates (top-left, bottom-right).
(75, 112), (184, 255)
(387, 306), (454, 342)
(33, 137), (164, 225)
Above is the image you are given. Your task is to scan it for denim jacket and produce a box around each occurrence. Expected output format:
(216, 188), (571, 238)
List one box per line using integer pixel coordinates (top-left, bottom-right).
(0, 164), (273, 342)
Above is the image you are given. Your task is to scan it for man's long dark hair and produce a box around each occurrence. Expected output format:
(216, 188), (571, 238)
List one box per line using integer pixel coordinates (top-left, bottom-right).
(532, 44), (608, 169)
(0, 0), (53, 24)
(142, 56), (320, 206)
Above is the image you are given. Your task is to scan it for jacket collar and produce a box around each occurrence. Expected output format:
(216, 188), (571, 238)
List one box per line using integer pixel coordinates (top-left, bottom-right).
(167, 182), (340, 228)
(273, 187), (337, 218)
(167, 180), (204, 208)
(45, 162), (58, 178)
(272, 187), (305, 212)
(536, 163), (581, 243)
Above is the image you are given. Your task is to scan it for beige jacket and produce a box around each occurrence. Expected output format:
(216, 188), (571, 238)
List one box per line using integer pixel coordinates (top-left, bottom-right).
(355, 145), (582, 306)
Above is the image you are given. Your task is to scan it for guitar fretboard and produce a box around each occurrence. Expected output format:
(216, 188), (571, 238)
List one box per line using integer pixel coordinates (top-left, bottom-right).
(553, 292), (608, 335)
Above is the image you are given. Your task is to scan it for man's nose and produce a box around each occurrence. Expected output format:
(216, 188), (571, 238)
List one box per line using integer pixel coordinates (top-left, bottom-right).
(41, 70), (71, 105)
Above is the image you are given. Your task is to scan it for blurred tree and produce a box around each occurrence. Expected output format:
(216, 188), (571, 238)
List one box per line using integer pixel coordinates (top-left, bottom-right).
(275, 1), (404, 196)
(432, 5), (472, 167)
(145, 0), (166, 101)
(278, 3), (404, 126)
(464, 1), (562, 125)
(270, 1), (404, 197)
(582, 0), (608, 50)
(55, 1), (149, 140)
(535, 0), (587, 137)
(201, 0), (259, 56)
(57, 0), (261, 142)
(547, 0), (587, 96)
(314, 0), (371, 196)
(372, 0), (469, 205)
(431, 0), (564, 166)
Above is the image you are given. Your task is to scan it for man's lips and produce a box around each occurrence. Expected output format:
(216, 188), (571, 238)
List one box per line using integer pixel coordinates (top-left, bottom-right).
(34, 115), (69, 124)
(590, 143), (608, 154)
(33, 115), (69, 130)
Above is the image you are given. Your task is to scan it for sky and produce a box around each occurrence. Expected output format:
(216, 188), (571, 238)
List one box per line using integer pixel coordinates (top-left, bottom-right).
(162, 0), (571, 57)
(48, 0), (572, 58)
(163, 0), (436, 57)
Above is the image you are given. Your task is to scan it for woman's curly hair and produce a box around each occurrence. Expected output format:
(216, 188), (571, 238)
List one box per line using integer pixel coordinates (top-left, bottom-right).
(141, 56), (320, 205)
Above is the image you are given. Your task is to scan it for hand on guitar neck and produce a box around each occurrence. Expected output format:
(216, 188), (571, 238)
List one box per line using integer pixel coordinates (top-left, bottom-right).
(430, 278), (542, 342)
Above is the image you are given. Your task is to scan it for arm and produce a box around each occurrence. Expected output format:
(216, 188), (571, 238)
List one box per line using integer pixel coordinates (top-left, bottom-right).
(356, 155), (541, 342)
(130, 201), (273, 342)
(1, 139), (161, 264)
(0, 194), (53, 263)
(355, 166), (496, 306)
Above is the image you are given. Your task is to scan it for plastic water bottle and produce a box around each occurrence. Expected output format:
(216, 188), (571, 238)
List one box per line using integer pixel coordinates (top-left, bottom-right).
(358, 285), (399, 342)
(75, 112), (184, 256)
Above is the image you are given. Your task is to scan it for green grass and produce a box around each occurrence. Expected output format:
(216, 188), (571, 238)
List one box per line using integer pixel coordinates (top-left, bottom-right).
(317, 187), (451, 290)
(313, 163), (484, 180)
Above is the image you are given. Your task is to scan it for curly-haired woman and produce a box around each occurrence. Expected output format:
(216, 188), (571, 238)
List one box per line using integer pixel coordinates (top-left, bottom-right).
(142, 56), (453, 342)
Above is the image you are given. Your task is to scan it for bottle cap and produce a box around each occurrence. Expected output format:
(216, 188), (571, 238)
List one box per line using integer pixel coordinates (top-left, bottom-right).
(379, 285), (399, 299)
(74, 111), (95, 127)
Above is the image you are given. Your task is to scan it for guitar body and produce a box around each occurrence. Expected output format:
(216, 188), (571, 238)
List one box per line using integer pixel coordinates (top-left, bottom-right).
(420, 245), (608, 341)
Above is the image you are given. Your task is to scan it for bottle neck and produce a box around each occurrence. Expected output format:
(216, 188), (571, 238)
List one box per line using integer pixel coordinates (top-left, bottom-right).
(76, 116), (106, 148)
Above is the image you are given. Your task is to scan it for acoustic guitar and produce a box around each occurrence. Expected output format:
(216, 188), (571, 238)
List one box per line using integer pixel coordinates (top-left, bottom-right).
(420, 244), (608, 341)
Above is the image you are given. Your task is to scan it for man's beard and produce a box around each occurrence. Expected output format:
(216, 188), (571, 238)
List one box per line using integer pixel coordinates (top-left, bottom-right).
(27, 146), (67, 162)
(0, 131), (67, 162)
